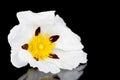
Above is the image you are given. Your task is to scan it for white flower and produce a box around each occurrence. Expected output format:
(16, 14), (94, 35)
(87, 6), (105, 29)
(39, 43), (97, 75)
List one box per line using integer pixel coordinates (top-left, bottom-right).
(8, 10), (87, 74)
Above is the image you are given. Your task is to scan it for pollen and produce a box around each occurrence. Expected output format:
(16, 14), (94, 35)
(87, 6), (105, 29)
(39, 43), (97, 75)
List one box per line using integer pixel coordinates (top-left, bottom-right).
(28, 34), (55, 60)
(39, 44), (44, 50)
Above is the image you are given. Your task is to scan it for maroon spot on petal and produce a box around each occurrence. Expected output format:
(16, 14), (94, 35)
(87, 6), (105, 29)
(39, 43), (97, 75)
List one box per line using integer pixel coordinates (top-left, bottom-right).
(35, 27), (41, 36)
(49, 54), (59, 59)
(49, 35), (59, 43)
(34, 57), (39, 61)
(21, 44), (28, 50)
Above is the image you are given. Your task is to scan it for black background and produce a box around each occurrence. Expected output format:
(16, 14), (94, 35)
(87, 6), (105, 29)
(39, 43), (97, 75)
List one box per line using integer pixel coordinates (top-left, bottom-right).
(0, 1), (108, 80)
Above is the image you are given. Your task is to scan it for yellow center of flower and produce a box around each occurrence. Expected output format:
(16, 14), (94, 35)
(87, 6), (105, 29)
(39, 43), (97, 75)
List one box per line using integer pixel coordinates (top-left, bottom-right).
(28, 34), (55, 60)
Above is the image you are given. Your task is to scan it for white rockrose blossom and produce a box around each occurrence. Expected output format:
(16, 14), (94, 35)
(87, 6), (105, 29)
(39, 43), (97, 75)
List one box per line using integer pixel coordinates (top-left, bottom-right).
(8, 10), (87, 74)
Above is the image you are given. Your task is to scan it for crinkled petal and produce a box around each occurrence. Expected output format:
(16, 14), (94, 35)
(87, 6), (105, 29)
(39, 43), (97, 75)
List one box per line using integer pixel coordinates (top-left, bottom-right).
(8, 25), (35, 48)
(54, 15), (84, 51)
(19, 49), (60, 73)
(8, 25), (20, 47)
(52, 49), (87, 70)
(17, 10), (55, 26)
(36, 14), (84, 51)
(12, 11), (83, 51)
(18, 50), (49, 73)
(40, 61), (60, 74)
(11, 48), (28, 68)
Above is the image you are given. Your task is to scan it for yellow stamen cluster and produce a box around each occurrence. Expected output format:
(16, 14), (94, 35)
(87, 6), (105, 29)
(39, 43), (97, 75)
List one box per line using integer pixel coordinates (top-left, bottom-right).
(28, 34), (55, 60)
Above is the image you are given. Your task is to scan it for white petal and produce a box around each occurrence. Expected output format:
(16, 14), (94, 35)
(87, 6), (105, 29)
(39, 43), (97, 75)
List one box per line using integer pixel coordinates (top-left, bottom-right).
(19, 50), (60, 73)
(40, 60), (60, 74)
(8, 24), (35, 48)
(17, 10), (55, 26)
(54, 16), (84, 51)
(18, 50), (49, 73)
(11, 48), (28, 68)
(8, 11), (56, 48)
(53, 49), (87, 70)
(8, 25), (20, 47)
(54, 15), (66, 26)
(10, 11), (83, 51)
(40, 15), (84, 51)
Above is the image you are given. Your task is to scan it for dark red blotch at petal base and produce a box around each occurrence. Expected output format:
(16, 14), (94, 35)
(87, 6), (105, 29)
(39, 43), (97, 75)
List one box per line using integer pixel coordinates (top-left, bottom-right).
(21, 44), (28, 50)
(35, 27), (41, 36)
(34, 57), (39, 61)
(49, 35), (59, 42)
(49, 54), (59, 59)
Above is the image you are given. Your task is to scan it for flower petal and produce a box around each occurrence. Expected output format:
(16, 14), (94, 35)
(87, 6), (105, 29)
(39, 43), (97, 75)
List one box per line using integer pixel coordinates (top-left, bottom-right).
(17, 10), (55, 26)
(19, 49), (60, 73)
(37, 14), (84, 51)
(11, 48), (28, 68)
(52, 49), (87, 70)
(11, 11), (83, 51)
(54, 16), (84, 51)
(8, 25), (20, 47)
(17, 49), (50, 73)
(40, 61), (60, 74)
(8, 25), (35, 48)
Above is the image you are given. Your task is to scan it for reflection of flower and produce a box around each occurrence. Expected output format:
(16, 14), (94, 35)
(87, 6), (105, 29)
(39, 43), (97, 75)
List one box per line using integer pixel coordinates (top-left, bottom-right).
(8, 11), (87, 73)
(18, 64), (87, 80)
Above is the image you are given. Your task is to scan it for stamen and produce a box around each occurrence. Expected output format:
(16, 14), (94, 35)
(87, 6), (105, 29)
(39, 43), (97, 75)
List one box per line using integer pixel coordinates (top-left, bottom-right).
(27, 27), (58, 60)
(35, 27), (41, 36)
(49, 35), (59, 42)
(21, 44), (28, 50)
(49, 54), (59, 59)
